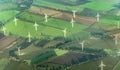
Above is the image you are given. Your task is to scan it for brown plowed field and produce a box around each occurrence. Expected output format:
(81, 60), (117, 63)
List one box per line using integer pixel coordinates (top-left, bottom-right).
(29, 7), (96, 26)
(0, 36), (18, 50)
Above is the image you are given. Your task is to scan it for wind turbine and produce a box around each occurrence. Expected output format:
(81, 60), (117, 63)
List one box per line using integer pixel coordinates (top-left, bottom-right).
(14, 17), (18, 26)
(33, 22), (39, 31)
(62, 28), (67, 38)
(99, 60), (106, 70)
(71, 18), (74, 28)
(17, 47), (21, 56)
(2, 26), (7, 35)
(72, 10), (76, 18)
(96, 13), (100, 22)
(117, 50), (120, 56)
(114, 35), (118, 45)
(79, 41), (85, 51)
(44, 13), (48, 22)
(28, 32), (31, 42)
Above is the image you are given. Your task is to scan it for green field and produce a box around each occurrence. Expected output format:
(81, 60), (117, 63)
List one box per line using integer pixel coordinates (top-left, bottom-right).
(99, 15), (120, 26)
(3, 11), (88, 39)
(4, 20), (63, 39)
(80, 1), (113, 11)
(0, 3), (17, 10)
(113, 60), (120, 70)
(1, 0), (120, 70)
(0, 10), (19, 23)
(34, 0), (113, 12)
(67, 56), (119, 70)
(15, 46), (68, 65)
(21, 12), (87, 28)
(89, 0), (120, 4)
(19, 12), (87, 32)
(19, 12), (44, 22)
(70, 0), (78, 2)
(54, 49), (68, 56)
(30, 49), (68, 64)
(0, 58), (10, 70)
(19, 10), (120, 29)
(16, 46), (50, 59)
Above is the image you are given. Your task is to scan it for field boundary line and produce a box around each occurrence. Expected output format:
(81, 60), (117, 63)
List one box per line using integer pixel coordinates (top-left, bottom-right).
(112, 59), (120, 70)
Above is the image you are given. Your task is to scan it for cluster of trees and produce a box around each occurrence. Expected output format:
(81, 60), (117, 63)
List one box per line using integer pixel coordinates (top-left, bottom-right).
(0, 33), (4, 39)
(0, 0), (15, 3)
(45, 0), (89, 6)
(9, 50), (18, 59)
(68, 46), (107, 55)
(0, 0), (33, 10)
(91, 31), (108, 39)
(36, 64), (63, 70)
(17, 38), (32, 49)
(79, 8), (97, 17)
(9, 39), (32, 58)
(16, 0), (33, 10)
(69, 54), (99, 66)
(31, 51), (56, 64)
(60, 0), (90, 6)
(35, 40), (50, 47)
(114, 3), (120, 9)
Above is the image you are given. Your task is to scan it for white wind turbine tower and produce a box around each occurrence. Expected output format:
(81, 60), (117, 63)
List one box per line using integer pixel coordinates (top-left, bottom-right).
(99, 60), (106, 70)
(17, 47), (21, 56)
(2, 26), (7, 35)
(114, 35), (118, 45)
(34, 22), (39, 31)
(96, 13), (100, 22)
(71, 18), (74, 28)
(28, 32), (31, 42)
(44, 13), (48, 22)
(62, 28), (67, 38)
(72, 10), (76, 18)
(117, 49), (120, 56)
(79, 41), (85, 51)
(14, 17), (18, 26)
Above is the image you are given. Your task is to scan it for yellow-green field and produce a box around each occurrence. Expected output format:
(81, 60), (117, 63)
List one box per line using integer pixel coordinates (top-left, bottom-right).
(54, 49), (68, 56)
(3, 17), (87, 39)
